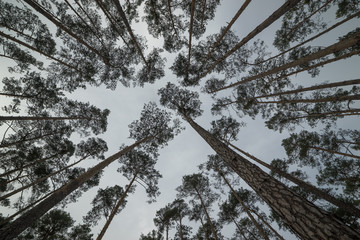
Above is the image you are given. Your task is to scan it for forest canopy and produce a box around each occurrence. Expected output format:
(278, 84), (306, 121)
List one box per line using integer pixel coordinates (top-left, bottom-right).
(0, 0), (360, 239)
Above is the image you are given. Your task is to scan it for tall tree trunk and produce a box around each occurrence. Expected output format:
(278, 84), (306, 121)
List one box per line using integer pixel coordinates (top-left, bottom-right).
(183, 115), (360, 239)
(258, 10), (360, 65)
(167, 0), (178, 37)
(254, 79), (360, 99)
(96, 169), (139, 240)
(206, 0), (251, 60)
(194, 188), (219, 240)
(0, 132), (56, 149)
(0, 116), (90, 121)
(284, 108), (360, 121)
(0, 92), (36, 99)
(254, 94), (360, 104)
(310, 146), (360, 160)
(0, 136), (153, 240)
(179, 215), (184, 240)
(219, 172), (269, 240)
(198, 0), (301, 81)
(0, 30), (79, 72)
(187, 0), (196, 76)
(211, 31), (360, 93)
(23, 0), (110, 65)
(0, 154), (91, 201)
(111, 0), (148, 67)
(230, 215), (249, 240)
(199, 217), (210, 240)
(225, 141), (360, 218)
(250, 208), (285, 240)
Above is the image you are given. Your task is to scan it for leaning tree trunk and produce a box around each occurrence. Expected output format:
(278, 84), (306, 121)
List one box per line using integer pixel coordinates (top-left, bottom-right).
(199, 0), (301, 81)
(230, 215), (249, 240)
(194, 188), (219, 240)
(96, 169), (139, 240)
(205, 0), (251, 60)
(0, 116), (90, 121)
(249, 208), (285, 240)
(225, 140), (360, 218)
(183, 115), (360, 239)
(0, 131), (56, 149)
(219, 171), (270, 240)
(0, 136), (153, 240)
(211, 31), (360, 93)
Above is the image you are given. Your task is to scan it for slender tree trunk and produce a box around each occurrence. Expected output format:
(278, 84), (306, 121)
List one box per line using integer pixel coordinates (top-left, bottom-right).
(0, 116), (90, 121)
(310, 146), (360, 160)
(0, 154), (90, 201)
(0, 31), (79, 72)
(179, 216), (184, 240)
(0, 132), (55, 149)
(258, 10), (360, 65)
(211, 31), (360, 93)
(254, 94), (360, 104)
(194, 188), (219, 240)
(198, 0), (301, 81)
(0, 92), (36, 99)
(230, 215), (249, 240)
(254, 79), (360, 99)
(183, 115), (360, 239)
(166, 225), (169, 240)
(23, 0), (110, 65)
(284, 108), (360, 121)
(250, 208), (285, 240)
(167, 0), (178, 37)
(225, 141), (360, 218)
(219, 172), (269, 240)
(96, 169), (139, 240)
(0, 136), (153, 240)
(199, 217), (210, 240)
(111, 0), (148, 67)
(187, 0), (196, 76)
(206, 0), (251, 60)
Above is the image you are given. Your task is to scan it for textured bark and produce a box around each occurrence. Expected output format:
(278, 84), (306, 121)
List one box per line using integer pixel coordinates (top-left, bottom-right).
(183, 116), (360, 239)
(0, 137), (152, 240)
(219, 172), (269, 240)
(96, 170), (139, 240)
(23, 0), (110, 65)
(226, 141), (360, 218)
(198, 0), (301, 81)
(195, 188), (219, 240)
(258, 10), (360, 64)
(254, 79), (360, 99)
(111, 0), (148, 67)
(0, 30), (79, 71)
(206, 0), (251, 60)
(211, 31), (360, 93)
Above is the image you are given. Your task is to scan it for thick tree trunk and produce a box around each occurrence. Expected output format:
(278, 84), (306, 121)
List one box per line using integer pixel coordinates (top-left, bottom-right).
(211, 31), (360, 93)
(206, 0), (251, 60)
(0, 136), (152, 240)
(0, 30), (79, 71)
(226, 141), (360, 218)
(219, 172), (269, 240)
(111, 0), (148, 67)
(250, 208), (285, 240)
(183, 115), (360, 239)
(199, 0), (301, 81)
(258, 10), (360, 64)
(23, 0), (110, 65)
(96, 170), (139, 240)
(194, 188), (219, 240)
(254, 79), (360, 99)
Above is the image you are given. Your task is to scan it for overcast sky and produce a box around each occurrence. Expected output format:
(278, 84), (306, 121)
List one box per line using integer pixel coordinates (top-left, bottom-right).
(1, 0), (360, 239)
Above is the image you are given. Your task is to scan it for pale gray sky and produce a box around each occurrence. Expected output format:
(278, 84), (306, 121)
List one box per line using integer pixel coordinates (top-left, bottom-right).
(1, 0), (359, 239)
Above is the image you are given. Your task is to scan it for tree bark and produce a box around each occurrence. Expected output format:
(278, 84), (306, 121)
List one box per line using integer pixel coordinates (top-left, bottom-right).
(254, 79), (360, 99)
(225, 141), (360, 218)
(0, 136), (153, 240)
(96, 169), (139, 240)
(194, 188), (219, 240)
(206, 0), (251, 60)
(211, 31), (360, 93)
(219, 172), (269, 240)
(198, 0), (301, 81)
(183, 115), (360, 239)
